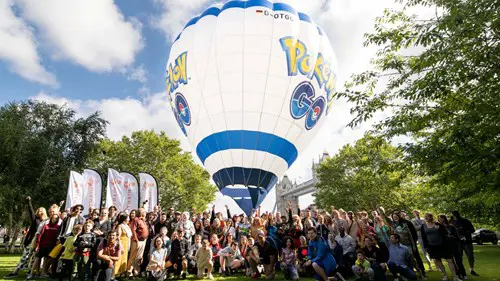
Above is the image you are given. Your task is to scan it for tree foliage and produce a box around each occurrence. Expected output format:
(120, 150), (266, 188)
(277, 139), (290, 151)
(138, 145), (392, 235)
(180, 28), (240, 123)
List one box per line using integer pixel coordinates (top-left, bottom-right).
(87, 130), (217, 212)
(315, 135), (415, 212)
(338, 0), (500, 227)
(0, 100), (107, 248)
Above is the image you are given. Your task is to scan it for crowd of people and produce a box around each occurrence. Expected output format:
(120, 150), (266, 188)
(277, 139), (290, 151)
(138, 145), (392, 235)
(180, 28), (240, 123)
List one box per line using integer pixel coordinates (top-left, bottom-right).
(4, 197), (480, 281)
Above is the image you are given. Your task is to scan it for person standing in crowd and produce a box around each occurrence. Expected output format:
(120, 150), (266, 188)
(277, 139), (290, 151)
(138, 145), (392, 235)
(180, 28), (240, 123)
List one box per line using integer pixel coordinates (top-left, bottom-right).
(141, 212), (158, 275)
(127, 208), (149, 278)
(95, 231), (122, 281)
(439, 214), (467, 280)
(92, 207), (113, 279)
(74, 220), (96, 280)
(57, 224), (82, 281)
(155, 213), (168, 235)
(33, 213), (61, 279)
(421, 213), (461, 281)
(58, 205), (85, 243)
(115, 212), (131, 278)
(168, 211), (181, 236)
(451, 211), (478, 277)
(108, 206), (118, 223)
(5, 197), (47, 278)
(335, 226), (356, 276)
(412, 210), (433, 271)
(304, 227), (337, 281)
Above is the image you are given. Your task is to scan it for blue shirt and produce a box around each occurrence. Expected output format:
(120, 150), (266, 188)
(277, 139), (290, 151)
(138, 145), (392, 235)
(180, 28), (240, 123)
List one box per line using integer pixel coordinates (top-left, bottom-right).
(387, 243), (411, 266)
(308, 238), (337, 272)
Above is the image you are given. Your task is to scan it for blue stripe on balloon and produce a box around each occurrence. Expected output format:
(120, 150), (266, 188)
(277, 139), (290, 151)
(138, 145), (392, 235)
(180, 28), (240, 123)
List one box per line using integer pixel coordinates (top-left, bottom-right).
(212, 167), (277, 206)
(196, 130), (298, 167)
(213, 167), (277, 190)
(298, 12), (312, 23)
(173, 0), (323, 43)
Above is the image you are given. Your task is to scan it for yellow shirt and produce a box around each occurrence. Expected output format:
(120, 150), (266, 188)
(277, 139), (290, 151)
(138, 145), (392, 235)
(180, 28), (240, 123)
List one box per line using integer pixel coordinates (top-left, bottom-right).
(60, 235), (77, 260)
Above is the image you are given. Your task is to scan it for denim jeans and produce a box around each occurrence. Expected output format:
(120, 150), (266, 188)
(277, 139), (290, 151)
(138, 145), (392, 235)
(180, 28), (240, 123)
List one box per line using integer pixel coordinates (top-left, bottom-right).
(387, 262), (417, 280)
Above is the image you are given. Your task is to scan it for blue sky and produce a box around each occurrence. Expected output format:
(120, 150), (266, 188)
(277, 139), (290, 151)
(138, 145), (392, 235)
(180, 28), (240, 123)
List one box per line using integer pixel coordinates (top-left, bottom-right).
(0, 0), (428, 213)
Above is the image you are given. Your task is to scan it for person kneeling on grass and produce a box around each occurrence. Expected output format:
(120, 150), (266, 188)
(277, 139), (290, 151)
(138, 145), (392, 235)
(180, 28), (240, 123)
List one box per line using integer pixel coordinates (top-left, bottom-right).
(195, 238), (214, 280)
(248, 230), (278, 279)
(351, 251), (374, 281)
(303, 227), (337, 281)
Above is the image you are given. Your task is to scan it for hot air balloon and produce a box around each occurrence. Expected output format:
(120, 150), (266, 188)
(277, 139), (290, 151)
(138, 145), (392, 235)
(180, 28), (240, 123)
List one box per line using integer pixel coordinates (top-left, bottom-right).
(166, 0), (337, 216)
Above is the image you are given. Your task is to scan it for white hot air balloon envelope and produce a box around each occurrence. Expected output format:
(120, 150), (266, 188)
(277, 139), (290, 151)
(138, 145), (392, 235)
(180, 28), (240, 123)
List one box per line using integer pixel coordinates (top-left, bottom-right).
(166, 0), (338, 216)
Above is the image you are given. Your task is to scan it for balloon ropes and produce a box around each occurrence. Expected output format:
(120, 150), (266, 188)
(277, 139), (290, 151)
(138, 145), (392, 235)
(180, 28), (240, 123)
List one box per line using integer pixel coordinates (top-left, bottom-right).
(166, 0), (338, 216)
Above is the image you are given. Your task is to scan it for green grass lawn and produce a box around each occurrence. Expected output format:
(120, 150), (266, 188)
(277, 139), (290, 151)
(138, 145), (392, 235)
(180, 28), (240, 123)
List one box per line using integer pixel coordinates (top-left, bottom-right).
(0, 245), (499, 281)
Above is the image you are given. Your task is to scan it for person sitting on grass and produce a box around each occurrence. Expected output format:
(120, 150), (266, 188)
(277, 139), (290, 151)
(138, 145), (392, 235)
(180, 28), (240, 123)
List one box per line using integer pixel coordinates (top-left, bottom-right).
(146, 236), (168, 281)
(218, 241), (244, 276)
(383, 233), (417, 281)
(352, 251), (374, 281)
(303, 227), (337, 281)
(280, 237), (299, 281)
(195, 238), (214, 280)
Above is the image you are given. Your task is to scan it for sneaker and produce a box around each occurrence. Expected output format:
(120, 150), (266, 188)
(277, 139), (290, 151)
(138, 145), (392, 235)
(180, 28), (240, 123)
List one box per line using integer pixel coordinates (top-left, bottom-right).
(470, 270), (479, 276)
(40, 273), (50, 279)
(394, 279), (399, 281)
(442, 276), (448, 281)
(453, 278), (463, 281)
(5, 273), (18, 279)
(335, 272), (346, 281)
(181, 272), (187, 280)
(207, 274), (214, 280)
(224, 270), (230, 277)
(463, 276), (468, 280)
(25, 274), (34, 280)
(266, 273), (275, 280)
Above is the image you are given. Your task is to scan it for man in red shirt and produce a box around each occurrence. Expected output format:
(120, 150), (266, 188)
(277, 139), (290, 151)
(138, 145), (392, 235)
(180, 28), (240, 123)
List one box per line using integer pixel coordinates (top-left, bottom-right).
(127, 208), (149, 277)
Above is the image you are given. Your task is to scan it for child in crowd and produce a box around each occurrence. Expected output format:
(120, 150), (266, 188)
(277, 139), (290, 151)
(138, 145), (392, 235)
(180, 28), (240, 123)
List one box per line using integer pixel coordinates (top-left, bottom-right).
(195, 238), (214, 280)
(74, 220), (96, 281)
(352, 251), (374, 281)
(57, 224), (83, 281)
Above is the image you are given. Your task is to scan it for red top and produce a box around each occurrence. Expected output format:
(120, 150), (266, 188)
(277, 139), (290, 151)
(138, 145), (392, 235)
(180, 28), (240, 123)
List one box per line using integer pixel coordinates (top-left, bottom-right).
(131, 217), (149, 241)
(38, 222), (60, 250)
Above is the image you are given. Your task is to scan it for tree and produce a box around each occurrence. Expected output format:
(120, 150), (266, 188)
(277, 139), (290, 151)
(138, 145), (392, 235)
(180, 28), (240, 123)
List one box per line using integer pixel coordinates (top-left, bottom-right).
(0, 100), (107, 251)
(315, 135), (415, 212)
(87, 130), (217, 212)
(338, 0), (500, 227)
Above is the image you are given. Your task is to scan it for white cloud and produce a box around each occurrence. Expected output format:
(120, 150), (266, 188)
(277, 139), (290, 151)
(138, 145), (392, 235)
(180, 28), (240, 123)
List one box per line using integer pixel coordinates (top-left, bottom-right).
(0, 0), (57, 86)
(152, 0), (219, 41)
(32, 91), (189, 149)
(18, 0), (143, 73)
(123, 64), (148, 83)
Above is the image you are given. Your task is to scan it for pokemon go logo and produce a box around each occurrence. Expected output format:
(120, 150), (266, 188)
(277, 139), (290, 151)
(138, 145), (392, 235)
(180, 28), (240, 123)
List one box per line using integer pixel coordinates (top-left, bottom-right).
(280, 36), (336, 118)
(290, 81), (325, 130)
(166, 52), (188, 95)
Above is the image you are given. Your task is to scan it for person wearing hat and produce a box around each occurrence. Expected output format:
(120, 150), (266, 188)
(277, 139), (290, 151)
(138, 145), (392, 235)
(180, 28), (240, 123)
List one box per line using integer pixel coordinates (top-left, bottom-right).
(248, 230), (278, 279)
(58, 204), (85, 243)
